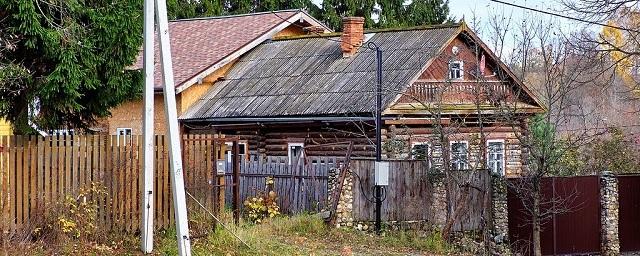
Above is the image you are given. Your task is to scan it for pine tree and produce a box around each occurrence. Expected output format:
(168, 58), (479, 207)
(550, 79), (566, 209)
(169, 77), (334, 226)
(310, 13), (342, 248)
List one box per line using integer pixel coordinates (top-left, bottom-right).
(321, 0), (450, 31)
(0, 0), (143, 134)
(321, 0), (376, 31)
(376, 0), (408, 28)
(406, 0), (450, 26)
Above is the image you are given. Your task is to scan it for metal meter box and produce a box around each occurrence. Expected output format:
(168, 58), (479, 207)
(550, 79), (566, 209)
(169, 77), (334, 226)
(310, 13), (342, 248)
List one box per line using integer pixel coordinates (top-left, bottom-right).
(216, 160), (226, 175)
(375, 161), (389, 186)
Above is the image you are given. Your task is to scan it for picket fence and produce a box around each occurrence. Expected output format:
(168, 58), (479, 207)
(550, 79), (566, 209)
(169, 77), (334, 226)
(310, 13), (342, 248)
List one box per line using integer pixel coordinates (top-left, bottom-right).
(0, 134), (227, 233)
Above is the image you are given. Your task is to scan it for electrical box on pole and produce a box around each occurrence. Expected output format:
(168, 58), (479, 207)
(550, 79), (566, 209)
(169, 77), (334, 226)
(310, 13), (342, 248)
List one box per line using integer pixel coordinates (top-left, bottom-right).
(374, 161), (389, 186)
(217, 160), (226, 175)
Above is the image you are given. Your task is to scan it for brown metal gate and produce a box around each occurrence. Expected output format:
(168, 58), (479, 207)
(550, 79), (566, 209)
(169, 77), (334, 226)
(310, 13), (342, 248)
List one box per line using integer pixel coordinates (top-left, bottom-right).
(507, 176), (600, 255)
(618, 175), (640, 252)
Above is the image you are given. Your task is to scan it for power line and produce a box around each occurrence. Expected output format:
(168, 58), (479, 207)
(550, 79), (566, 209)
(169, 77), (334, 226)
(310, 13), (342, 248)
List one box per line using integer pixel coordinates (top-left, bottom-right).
(488, 0), (640, 34)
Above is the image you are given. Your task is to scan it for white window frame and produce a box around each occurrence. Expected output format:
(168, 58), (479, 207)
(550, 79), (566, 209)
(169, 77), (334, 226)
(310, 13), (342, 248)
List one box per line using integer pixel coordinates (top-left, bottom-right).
(411, 142), (431, 169)
(410, 142), (430, 160)
(449, 60), (464, 80)
(116, 128), (132, 146)
(287, 142), (305, 165)
(50, 129), (74, 136)
(487, 139), (506, 176)
(225, 141), (248, 163)
(450, 141), (469, 170)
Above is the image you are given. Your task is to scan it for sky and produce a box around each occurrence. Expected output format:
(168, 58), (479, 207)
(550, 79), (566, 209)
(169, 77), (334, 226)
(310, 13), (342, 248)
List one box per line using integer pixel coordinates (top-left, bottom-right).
(311, 0), (589, 56)
(448, 0), (550, 24)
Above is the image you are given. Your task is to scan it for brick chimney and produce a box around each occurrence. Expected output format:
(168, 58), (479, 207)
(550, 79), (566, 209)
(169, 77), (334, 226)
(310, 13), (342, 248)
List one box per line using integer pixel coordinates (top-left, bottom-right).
(341, 17), (365, 57)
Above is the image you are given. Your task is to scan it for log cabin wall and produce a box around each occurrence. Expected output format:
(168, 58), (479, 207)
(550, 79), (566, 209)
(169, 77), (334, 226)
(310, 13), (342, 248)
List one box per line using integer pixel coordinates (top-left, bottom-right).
(189, 122), (378, 159)
(186, 121), (524, 176)
(383, 124), (523, 176)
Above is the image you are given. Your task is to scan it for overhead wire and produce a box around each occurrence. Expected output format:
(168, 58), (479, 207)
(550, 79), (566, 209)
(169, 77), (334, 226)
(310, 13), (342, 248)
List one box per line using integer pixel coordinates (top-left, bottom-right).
(488, 0), (640, 33)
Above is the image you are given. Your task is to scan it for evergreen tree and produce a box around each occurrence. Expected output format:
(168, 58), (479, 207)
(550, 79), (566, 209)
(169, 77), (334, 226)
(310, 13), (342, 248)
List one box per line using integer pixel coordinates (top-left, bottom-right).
(0, 0), (143, 134)
(167, 0), (224, 19)
(321, 0), (450, 31)
(376, 0), (408, 28)
(321, 0), (376, 30)
(406, 0), (450, 26)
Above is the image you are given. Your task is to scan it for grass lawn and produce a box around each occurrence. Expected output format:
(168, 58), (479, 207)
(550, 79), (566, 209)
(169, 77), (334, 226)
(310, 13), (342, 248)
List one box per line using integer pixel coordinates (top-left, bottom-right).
(2, 214), (457, 255)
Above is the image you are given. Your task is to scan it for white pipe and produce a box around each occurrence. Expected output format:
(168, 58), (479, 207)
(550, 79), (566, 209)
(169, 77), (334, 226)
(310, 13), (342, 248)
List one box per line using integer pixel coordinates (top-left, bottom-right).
(155, 0), (192, 255)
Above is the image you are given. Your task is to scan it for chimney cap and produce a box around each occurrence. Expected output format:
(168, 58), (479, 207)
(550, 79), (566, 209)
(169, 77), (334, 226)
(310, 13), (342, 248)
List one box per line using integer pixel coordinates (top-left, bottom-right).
(342, 17), (365, 23)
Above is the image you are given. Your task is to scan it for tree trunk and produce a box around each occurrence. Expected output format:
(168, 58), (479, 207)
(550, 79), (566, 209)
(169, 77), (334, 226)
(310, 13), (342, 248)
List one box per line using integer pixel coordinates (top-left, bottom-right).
(532, 183), (542, 256)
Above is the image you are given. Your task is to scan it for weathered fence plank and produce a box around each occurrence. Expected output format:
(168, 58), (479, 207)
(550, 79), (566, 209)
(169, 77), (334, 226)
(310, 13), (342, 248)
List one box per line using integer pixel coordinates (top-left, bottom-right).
(350, 159), (489, 231)
(0, 135), (226, 234)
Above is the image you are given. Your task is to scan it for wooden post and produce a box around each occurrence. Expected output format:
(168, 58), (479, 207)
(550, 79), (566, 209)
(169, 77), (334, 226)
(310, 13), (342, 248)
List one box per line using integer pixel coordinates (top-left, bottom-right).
(232, 140), (240, 225)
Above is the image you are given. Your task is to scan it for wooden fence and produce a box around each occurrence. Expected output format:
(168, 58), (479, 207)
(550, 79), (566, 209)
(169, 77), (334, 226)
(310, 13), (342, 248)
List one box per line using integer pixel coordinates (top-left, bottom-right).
(224, 156), (340, 214)
(350, 159), (490, 231)
(0, 134), (227, 233)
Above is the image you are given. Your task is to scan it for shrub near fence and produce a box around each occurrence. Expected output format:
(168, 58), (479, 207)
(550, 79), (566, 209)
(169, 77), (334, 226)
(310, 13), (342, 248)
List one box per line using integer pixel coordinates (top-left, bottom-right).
(0, 134), (225, 234)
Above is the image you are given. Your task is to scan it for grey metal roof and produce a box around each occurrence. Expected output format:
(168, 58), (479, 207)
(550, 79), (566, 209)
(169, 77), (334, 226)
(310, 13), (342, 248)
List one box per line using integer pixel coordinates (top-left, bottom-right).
(180, 25), (460, 121)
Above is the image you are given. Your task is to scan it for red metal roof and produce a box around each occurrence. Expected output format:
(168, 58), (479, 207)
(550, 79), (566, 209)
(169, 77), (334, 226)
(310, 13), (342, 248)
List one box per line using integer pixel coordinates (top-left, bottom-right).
(133, 10), (300, 89)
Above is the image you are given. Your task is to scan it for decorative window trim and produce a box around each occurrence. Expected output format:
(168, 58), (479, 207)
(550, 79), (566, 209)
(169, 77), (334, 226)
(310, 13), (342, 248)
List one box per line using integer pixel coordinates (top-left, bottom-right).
(287, 142), (305, 164)
(486, 139), (506, 176)
(449, 140), (469, 170)
(449, 60), (464, 80)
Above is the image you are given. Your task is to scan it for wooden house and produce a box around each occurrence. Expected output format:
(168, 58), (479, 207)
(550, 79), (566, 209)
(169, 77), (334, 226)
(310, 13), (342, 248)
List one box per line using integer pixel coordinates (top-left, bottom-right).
(99, 10), (330, 136)
(180, 17), (544, 176)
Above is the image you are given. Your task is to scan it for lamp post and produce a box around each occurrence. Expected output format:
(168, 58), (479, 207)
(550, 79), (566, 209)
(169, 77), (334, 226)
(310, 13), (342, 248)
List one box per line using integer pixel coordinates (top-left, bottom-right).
(367, 41), (383, 235)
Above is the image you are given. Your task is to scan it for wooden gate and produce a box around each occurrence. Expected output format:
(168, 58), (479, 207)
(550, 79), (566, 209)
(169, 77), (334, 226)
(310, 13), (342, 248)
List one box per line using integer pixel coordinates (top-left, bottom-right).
(224, 156), (336, 214)
(350, 159), (490, 231)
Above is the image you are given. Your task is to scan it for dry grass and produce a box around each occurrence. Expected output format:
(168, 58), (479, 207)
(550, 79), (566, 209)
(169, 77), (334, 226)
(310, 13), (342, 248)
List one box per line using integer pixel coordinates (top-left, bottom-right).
(1, 213), (455, 255)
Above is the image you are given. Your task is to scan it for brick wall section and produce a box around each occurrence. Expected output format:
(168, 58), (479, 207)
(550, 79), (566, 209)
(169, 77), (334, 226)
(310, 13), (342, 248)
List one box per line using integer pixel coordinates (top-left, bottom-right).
(600, 172), (620, 255)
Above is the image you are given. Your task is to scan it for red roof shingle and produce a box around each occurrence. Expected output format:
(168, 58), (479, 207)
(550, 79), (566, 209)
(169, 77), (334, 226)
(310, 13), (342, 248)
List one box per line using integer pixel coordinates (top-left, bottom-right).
(134, 11), (299, 90)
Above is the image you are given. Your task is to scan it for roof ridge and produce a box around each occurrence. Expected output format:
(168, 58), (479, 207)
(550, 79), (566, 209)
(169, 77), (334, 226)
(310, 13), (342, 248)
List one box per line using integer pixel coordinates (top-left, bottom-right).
(272, 22), (462, 41)
(169, 9), (300, 22)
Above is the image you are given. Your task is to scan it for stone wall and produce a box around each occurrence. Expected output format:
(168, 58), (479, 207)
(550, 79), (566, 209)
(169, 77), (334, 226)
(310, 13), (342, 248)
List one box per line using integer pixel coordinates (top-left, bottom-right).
(490, 174), (511, 254)
(600, 172), (620, 255)
(328, 168), (355, 228)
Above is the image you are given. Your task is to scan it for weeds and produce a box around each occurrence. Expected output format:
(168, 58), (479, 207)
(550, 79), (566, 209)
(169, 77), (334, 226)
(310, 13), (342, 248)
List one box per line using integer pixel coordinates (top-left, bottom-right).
(3, 206), (454, 255)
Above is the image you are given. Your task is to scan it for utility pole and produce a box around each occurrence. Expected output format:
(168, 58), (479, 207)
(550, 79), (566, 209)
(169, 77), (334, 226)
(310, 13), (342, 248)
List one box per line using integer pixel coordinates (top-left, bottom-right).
(141, 0), (192, 254)
(140, 0), (155, 252)
(368, 42), (384, 235)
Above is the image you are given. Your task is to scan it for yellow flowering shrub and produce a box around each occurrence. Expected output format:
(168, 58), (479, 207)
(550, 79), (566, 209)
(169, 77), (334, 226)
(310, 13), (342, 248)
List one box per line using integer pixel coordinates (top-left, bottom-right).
(243, 176), (280, 224)
(36, 182), (107, 242)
